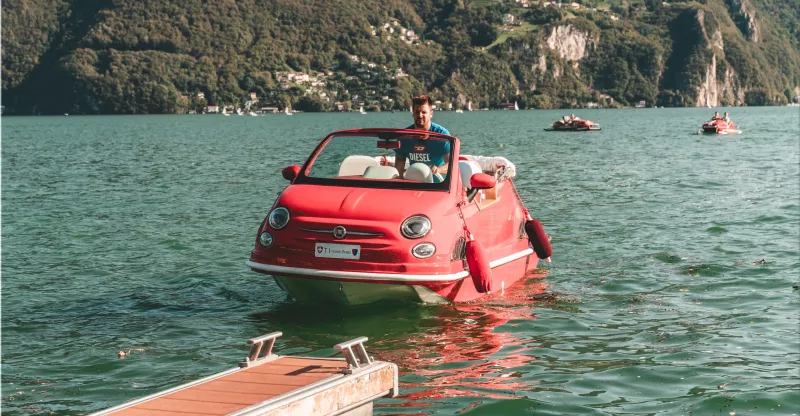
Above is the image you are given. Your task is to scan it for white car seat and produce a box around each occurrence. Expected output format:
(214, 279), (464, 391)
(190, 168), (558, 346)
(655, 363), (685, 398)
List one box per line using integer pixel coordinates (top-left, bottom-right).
(362, 165), (399, 179)
(458, 160), (483, 189)
(339, 155), (379, 176)
(404, 163), (434, 183)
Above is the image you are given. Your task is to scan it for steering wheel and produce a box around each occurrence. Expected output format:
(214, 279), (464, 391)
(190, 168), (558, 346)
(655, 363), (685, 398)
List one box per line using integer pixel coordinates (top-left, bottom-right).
(433, 172), (444, 183)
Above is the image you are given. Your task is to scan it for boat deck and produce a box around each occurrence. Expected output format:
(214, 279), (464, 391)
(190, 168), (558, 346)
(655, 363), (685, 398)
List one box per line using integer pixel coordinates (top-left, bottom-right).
(93, 333), (397, 416)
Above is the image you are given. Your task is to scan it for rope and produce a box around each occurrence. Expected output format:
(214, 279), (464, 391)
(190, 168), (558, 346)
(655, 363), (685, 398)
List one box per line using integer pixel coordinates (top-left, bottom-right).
(507, 178), (532, 221)
(456, 201), (472, 240)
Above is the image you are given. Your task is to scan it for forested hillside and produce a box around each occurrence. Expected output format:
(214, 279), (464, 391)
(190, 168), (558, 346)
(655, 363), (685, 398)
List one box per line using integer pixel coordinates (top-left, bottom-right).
(2, 0), (798, 114)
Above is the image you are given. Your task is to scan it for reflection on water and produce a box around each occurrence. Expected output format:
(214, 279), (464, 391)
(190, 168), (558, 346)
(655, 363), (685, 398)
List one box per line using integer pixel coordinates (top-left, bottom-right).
(374, 274), (551, 411)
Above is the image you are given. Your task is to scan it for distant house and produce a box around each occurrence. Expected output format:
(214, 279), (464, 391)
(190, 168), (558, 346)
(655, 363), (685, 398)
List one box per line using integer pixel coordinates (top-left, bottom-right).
(197, 92), (205, 99)
(206, 105), (219, 114)
(260, 107), (278, 113)
(250, 92), (258, 101)
(503, 14), (515, 25)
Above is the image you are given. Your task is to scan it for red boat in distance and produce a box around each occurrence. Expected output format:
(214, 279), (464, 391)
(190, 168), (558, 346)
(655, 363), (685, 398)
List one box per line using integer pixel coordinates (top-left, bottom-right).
(545, 116), (601, 131)
(700, 119), (741, 135)
(247, 128), (552, 306)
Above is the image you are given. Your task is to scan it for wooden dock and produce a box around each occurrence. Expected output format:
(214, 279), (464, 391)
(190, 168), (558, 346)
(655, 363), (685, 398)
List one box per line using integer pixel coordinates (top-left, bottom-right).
(92, 332), (397, 416)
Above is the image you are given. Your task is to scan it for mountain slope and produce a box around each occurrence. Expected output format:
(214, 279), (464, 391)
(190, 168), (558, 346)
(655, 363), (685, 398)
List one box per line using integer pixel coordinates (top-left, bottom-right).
(2, 0), (798, 114)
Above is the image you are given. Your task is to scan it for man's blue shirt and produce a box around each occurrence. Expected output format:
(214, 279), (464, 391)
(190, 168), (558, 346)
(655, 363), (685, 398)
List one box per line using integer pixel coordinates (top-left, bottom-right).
(407, 122), (450, 135)
(397, 123), (451, 167)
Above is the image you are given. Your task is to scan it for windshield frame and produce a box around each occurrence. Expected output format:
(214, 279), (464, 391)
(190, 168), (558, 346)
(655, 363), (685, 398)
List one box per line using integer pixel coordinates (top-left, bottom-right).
(293, 129), (456, 192)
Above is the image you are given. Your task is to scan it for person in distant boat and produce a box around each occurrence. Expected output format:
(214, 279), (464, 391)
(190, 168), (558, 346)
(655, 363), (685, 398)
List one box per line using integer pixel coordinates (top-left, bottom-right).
(395, 95), (451, 179)
(711, 111), (720, 120)
(723, 112), (731, 122)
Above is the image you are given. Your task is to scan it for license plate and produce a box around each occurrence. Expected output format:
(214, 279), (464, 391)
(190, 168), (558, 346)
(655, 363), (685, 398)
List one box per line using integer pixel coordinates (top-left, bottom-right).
(314, 243), (361, 260)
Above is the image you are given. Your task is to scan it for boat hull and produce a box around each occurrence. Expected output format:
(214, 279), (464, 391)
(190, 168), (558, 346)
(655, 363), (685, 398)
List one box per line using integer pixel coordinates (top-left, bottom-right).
(249, 247), (538, 306)
(701, 120), (739, 134)
(272, 276), (452, 305)
(544, 126), (601, 131)
(545, 120), (601, 131)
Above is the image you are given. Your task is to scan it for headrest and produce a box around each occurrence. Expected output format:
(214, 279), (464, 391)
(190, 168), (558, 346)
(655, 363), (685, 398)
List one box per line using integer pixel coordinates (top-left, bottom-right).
(459, 160), (482, 189)
(405, 163), (433, 183)
(339, 155), (379, 176)
(362, 165), (399, 179)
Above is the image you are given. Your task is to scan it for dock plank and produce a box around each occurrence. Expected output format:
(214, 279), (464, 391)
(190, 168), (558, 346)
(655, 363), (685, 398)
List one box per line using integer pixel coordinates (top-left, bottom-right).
(167, 389), (277, 405)
(136, 397), (243, 414)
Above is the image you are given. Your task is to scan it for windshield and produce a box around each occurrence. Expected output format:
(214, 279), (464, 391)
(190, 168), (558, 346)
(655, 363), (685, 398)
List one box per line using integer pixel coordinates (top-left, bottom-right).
(295, 131), (454, 191)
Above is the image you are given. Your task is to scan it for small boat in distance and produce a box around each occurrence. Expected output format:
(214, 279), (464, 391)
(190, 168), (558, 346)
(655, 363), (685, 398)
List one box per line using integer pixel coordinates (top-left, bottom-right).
(545, 115), (601, 131)
(700, 118), (741, 135)
(284, 106), (293, 116)
(359, 105), (367, 114)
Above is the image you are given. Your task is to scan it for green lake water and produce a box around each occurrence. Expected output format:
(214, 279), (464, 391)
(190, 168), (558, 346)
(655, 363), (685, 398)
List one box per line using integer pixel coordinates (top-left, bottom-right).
(2, 107), (799, 415)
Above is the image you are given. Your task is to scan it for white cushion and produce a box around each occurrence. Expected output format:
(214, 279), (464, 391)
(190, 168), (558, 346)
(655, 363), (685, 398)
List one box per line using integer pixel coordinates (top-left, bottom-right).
(362, 165), (399, 179)
(459, 160), (482, 189)
(405, 163), (434, 183)
(339, 155), (379, 176)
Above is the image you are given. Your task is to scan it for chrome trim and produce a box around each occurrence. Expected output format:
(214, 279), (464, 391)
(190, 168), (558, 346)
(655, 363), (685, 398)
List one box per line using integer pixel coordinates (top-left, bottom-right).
(299, 228), (383, 237)
(246, 248), (533, 282)
(248, 260), (469, 282)
(489, 248), (533, 268)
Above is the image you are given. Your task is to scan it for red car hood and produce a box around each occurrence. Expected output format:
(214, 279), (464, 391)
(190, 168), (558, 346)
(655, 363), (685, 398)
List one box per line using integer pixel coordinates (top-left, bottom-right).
(276, 184), (455, 222)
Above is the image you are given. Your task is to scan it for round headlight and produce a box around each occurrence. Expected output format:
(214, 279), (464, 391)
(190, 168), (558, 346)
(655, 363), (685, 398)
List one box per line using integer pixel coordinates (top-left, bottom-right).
(259, 232), (273, 247)
(412, 243), (436, 259)
(268, 207), (290, 230)
(401, 215), (431, 239)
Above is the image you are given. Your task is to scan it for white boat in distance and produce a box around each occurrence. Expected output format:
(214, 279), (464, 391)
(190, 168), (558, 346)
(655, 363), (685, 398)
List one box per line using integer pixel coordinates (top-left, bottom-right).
(359, 105), (366, 114)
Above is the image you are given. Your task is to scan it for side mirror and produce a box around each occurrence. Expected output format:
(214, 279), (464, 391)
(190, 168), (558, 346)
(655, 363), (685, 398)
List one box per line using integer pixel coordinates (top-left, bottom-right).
(282, 165), (301, 182)
(470, 173), (496, 190)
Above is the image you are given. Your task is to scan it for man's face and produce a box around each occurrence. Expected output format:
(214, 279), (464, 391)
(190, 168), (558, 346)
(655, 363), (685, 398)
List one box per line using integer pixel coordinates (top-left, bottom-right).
(413, 103), (432, 128)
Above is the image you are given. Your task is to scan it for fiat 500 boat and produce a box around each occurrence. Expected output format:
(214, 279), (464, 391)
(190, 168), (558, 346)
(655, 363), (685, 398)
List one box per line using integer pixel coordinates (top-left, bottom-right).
(247, 128), (551, 305)
(700, 119), (741, 134)
(544, 118), (601, 131)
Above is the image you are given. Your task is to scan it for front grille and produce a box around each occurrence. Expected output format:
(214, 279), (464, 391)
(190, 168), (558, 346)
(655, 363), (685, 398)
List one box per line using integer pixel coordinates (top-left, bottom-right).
(299, 228), (383, 237)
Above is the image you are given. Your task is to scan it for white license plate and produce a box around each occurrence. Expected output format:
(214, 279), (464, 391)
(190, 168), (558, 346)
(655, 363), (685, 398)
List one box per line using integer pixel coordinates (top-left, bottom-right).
(314, 243), (361, 260)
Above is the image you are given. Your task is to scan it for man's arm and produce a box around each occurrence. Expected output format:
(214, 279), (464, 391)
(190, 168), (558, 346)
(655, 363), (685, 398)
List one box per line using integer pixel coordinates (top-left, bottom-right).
(396, 155), (407, 179)
(434, 141), (450, 176)
(432, 161), (448, 176)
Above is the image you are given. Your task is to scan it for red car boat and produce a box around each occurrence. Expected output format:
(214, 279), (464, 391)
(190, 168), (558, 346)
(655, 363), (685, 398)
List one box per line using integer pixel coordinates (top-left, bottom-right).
(701, 119), (741, 134)
(544, 118), (601, 131)
(247, 128), (551, 305)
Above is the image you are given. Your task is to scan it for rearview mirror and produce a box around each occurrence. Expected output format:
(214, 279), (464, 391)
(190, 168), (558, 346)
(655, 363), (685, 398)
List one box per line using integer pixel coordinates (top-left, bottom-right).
(470, 173), (496, 190)
(282, 165), (301, 182)
(377, 140), (401, 149)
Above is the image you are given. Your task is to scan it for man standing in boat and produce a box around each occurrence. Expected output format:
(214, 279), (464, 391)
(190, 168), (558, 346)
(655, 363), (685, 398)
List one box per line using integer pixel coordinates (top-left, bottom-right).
(395, 95), (451, 180)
